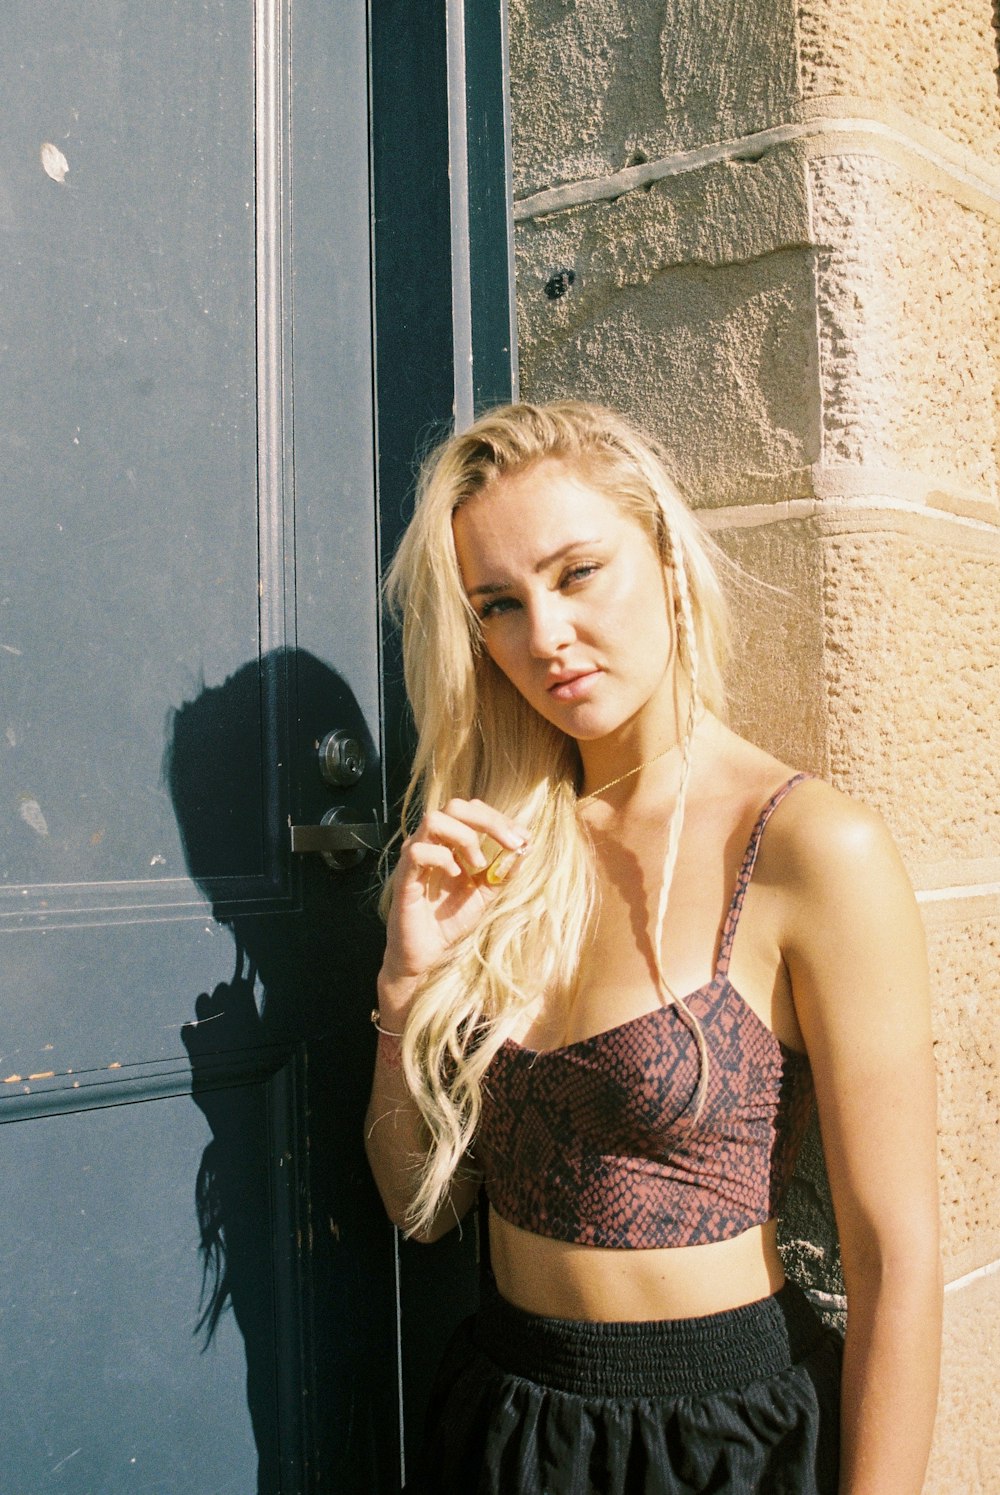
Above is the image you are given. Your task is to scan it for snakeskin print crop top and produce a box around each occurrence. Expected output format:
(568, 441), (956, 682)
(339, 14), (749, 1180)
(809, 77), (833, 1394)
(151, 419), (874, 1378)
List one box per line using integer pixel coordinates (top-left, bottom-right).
(475, 776), (815, 1249)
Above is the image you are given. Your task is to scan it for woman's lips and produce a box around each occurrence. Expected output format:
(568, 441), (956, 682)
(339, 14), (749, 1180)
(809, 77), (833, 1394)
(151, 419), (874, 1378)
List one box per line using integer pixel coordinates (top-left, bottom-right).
(547, 670), (600, 702)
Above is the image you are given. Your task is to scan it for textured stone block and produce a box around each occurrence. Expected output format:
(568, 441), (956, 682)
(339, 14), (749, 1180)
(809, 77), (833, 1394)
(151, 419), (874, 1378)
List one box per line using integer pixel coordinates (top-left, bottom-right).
(925, 1268), (1000, 1494)
(711, 517), (827, 770)
(516, 148), (821, 505)
(509, 0), (800, 196)
(924, 898), (1000, 1279)
(798, 0), (1000, 160)
(819, 517), (1000, 868)
(809, 154), (999, 516)
(517, 146), (1000, 522)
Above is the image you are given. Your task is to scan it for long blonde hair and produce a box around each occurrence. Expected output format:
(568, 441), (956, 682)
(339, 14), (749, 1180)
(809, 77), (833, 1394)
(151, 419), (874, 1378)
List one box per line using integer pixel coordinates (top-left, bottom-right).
(381, 401), (730, 1235)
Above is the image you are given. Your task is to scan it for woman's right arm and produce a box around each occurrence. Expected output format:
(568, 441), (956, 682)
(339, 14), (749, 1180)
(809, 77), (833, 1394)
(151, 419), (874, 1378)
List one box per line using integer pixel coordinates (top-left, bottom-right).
(364, 971), (483, 1242)
(363, 799), (531, 1242)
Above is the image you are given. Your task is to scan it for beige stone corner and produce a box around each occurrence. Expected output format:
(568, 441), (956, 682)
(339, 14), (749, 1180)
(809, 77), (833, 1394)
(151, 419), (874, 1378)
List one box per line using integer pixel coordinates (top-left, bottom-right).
(808, 152), (1000, 514)
(516, 142), (1000, 522)
(510, 2), (1000, 216)
(924, 1266), (1000, 1494)
(797, 0), (1000, 161)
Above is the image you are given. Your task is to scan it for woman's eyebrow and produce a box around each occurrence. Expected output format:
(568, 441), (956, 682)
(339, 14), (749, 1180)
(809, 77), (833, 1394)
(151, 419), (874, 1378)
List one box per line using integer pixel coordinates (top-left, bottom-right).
(466, 539), (603, 599)
(467, 580), (512, 600)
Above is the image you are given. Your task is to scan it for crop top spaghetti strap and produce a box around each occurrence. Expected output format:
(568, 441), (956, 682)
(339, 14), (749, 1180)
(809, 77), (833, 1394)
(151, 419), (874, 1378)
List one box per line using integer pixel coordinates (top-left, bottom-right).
(475, 774), (816, 1249)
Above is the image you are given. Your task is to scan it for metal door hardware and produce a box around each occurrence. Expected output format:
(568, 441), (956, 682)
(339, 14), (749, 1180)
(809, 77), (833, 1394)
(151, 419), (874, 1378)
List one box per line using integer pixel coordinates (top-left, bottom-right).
(290, 807), (385, 870)
(317, 730), (366, 787)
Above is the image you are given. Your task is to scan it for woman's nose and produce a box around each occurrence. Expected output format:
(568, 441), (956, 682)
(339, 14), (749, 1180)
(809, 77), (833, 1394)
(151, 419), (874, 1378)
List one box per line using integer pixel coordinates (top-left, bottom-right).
(526, 596), (574, 656)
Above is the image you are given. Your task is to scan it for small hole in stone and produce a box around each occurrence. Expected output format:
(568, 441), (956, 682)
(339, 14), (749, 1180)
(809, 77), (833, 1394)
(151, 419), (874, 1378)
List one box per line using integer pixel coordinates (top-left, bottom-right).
(627, 148), (648, 166)
(544, 269), (576, 301)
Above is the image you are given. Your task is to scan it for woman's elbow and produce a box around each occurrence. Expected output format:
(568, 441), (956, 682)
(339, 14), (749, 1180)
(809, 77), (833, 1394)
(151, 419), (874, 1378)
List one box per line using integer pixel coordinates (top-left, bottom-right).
(842, 1223), (942, 1302)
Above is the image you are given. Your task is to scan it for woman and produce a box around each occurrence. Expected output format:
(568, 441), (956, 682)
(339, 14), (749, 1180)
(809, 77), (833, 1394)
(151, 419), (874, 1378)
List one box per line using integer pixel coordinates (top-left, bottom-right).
(365, 401), (941, 1494)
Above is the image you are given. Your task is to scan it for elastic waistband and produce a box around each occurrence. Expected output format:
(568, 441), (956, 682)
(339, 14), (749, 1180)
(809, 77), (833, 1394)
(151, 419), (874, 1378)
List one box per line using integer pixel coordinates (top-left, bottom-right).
(474, 1278), (827, 1399)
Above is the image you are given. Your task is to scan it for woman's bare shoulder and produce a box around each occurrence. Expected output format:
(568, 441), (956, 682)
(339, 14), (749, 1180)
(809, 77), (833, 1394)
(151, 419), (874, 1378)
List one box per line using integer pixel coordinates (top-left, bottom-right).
(714, 726), (904, 888)
(753, 775), (921, 965)
(704, 723), (907, 885)
(769, 775), (899, 874)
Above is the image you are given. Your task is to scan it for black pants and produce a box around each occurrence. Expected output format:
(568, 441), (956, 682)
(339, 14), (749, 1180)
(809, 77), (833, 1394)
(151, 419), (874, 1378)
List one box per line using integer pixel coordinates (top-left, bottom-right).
(405, 1278), (843, 1495)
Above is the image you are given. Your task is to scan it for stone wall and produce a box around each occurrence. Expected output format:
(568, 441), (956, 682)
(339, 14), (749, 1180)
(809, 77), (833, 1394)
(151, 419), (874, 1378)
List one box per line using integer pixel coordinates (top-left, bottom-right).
(508, 2), (1000, 1487)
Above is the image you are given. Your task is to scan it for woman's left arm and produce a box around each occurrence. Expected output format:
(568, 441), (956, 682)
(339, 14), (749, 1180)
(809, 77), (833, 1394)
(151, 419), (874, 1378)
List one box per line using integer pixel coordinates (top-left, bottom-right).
(781, 785), (942, 1495)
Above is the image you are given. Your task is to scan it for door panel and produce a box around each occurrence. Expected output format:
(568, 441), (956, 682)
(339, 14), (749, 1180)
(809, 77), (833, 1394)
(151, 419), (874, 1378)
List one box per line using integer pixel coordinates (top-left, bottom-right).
(1, 1), (390, 1489)
(2, 0), (515, 1487)
(3, 0), (260, 899)
(0, 1092), (271, 1492)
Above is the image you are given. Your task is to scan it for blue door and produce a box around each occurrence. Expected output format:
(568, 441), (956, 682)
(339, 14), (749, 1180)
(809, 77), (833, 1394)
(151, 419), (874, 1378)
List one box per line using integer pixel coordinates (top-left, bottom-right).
(0, 2), (514, 1489)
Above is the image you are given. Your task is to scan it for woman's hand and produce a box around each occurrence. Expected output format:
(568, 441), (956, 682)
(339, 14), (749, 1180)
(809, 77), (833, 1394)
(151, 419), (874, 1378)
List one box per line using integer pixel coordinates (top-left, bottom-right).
(379, 798), (531, 1015)
(367, 798), (527, 1240)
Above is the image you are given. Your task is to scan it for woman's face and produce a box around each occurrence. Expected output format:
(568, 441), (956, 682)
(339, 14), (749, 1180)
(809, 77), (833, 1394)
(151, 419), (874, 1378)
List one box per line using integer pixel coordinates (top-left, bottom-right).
(452, 458), (678, 745)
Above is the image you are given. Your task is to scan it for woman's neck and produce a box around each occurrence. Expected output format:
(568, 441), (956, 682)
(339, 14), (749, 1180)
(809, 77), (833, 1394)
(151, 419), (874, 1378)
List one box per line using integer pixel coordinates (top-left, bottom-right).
(577, 693), (698, 803)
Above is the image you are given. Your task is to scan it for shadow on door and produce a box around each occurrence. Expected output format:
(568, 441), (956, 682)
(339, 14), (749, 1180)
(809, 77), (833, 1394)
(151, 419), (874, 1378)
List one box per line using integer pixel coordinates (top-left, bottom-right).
(165, 647), (400, 1492)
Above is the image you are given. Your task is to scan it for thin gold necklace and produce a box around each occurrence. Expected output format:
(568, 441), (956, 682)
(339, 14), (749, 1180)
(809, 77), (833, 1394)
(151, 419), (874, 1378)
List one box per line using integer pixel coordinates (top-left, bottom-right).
(577, 741), (679, 805)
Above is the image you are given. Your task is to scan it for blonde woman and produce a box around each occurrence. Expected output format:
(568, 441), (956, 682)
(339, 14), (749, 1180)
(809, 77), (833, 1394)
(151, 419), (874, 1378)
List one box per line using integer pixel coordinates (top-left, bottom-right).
(365, 402), (941, 1495)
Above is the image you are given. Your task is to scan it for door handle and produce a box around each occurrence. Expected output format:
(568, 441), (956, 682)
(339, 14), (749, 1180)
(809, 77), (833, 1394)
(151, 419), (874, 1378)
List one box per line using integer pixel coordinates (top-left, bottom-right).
(290, 807), (387, 870)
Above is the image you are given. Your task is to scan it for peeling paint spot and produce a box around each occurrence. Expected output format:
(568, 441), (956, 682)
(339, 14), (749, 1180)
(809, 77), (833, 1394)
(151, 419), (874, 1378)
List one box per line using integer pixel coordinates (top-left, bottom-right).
(1, 644), (21, 656)
(51, 1448), (82, 1475)
(19, 797), (49, 836)
(4, 1074), (22, 1084)
(5, 728), (15, 747)
(41, 142), (70, 184)
(149, 852), (166, 867)
(90, 828), (105, 846)
(108, 1061), (121, 1070)
(28, 1071), (54, 1081)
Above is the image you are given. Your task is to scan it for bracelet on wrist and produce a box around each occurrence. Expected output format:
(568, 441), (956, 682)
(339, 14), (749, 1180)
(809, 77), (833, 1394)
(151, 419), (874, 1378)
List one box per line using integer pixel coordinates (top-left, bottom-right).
(371, 1007), (404, 1040)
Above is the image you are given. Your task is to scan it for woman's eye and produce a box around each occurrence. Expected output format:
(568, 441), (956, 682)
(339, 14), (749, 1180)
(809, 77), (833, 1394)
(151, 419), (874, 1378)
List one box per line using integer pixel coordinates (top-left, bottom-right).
(562, 563), (598, 587)
(479, 595), (518, 621)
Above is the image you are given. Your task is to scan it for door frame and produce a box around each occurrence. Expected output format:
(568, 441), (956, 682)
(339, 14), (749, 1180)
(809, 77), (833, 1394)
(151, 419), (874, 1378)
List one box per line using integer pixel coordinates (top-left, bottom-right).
(369, 0), (517, 1482)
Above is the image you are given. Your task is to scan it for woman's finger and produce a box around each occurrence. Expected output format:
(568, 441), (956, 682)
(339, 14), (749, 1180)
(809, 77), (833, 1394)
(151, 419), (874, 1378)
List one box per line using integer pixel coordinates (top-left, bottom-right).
(447, 798), (533, 847)
(422, 800), (532, 858)
(398, 838), (469, 883)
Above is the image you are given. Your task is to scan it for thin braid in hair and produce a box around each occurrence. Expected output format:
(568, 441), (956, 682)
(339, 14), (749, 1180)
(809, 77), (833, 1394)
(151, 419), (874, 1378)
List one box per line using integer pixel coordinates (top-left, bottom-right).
(651, 518), (711, 1112)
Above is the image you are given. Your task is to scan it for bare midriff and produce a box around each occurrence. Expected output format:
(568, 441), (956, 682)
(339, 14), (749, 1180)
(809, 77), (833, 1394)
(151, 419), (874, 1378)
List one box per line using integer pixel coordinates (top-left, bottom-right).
(488, 1210), (786, 1322)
